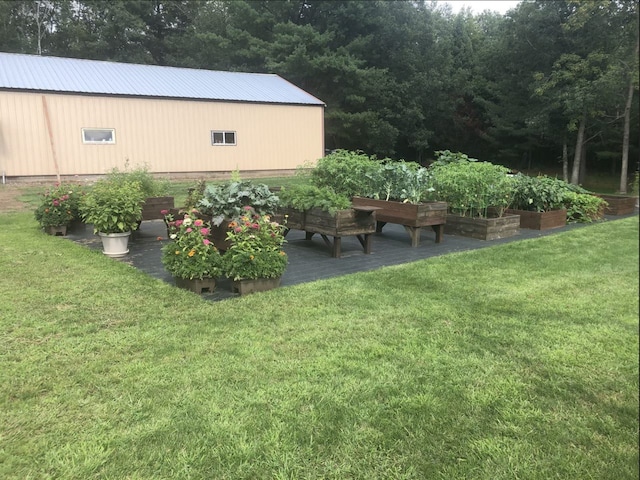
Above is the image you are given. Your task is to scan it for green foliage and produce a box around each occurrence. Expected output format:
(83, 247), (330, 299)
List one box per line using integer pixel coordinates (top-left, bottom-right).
(431, 150), (478, 167)
(198, 180), (280, 226)
(161, 213), (222, 280)
(277, 184), (351, 215)
(106, 163), (170, 198)
(564, 191), (608, 223)
(34, 183), (84, 228)
(310, 150), (434, 204)
(184, 179), (207, 211)
(510, 174), (572, 212)
(430, 161), (513, 217)
(80, 179), (145, 233)
(311, 150), (382, 198)
(222, 207), (288, 280)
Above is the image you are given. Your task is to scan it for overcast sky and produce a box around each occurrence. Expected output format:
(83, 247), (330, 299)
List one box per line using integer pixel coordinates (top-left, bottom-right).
(438, 1), (522, 15)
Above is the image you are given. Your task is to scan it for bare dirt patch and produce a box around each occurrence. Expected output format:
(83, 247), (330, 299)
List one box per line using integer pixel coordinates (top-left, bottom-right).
(0, 185), (31, 213)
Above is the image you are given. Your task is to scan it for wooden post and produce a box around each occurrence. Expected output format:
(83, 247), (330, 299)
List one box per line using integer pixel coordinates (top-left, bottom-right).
(41, 95), (61, 184)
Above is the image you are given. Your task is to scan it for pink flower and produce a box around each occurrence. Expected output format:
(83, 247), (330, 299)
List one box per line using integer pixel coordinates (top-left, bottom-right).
(52, 200), (59, 206)
(200, 228), (209, 235)
(243, 205), (252, 210)
(160, 209), (169, 215)
(175, 220), (183, 227)
(203, 239), (211, 246)
(194, 219), (203, 227)
(235, 227), (242, 233)
(186, 227), (193, 233)
(252, 223), (259, 229)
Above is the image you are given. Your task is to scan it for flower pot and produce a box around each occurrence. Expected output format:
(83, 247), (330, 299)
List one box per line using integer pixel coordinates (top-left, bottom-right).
(98, 231), (131, 257)
(174, 276), (216, 294)
(444, 213), (520, 241)
(231, 277), (281, 295)
(505, 208), (567, 230)
(45, 225), (68, 236)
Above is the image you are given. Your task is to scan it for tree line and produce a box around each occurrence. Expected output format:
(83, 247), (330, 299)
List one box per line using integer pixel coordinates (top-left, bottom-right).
(1, 0), (638, 191)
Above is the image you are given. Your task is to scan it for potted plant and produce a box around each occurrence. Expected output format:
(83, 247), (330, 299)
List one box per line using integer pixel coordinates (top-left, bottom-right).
(162, 212), (222, 294)
(34, 184), (83, 236)
(198, 177), (280, 250)
(79, 179), (145, 257)
(506, 174), (568, 230)
(278, 184), (376, 258)
(222, 206), (288, 295)
(430, 160), (520, 240)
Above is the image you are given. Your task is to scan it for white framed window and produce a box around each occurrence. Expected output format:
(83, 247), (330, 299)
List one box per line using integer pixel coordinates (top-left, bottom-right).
(211, 130), (236, 146)
(82, 128), (116, 144)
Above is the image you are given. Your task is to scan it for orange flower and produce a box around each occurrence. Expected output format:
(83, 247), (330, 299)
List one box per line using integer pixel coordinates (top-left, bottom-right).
(188, 249), (196, 257)
(229, 221), (237, 228)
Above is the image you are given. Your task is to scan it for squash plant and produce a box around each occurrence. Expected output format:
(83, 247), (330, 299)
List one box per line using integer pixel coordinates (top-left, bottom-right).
(510, 174), (570, 212)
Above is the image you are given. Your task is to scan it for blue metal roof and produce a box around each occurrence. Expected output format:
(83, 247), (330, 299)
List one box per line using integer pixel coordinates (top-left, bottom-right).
(0, 52), (325, 106)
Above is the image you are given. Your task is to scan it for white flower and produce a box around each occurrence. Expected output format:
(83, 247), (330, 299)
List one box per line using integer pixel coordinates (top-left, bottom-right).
(183, 217), (193, 226)
(170, 234), (177, 239)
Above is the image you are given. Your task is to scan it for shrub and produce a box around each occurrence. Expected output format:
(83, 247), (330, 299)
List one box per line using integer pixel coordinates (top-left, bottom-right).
(311, 150), (381, 198)
(80, 179), (145, 233)
(106, 163), (170, 198)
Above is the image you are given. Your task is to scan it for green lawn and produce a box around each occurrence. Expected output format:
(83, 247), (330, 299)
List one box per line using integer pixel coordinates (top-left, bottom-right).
(0, 212), (638, 479)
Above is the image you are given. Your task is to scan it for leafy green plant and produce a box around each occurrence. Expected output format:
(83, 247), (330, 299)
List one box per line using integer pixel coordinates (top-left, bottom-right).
(430, 150), (478, 167)
(277, 184), (351, 214)
(222, 206), (288, 280)
(161, 213), (222, 280)
(80, 179), (145, 233)
(184, 179), (207, 211)
(510, 174), (571, 212)
(564, 191), (607, 223)
(198, 180), (280, 226)
(106, 163), (170, 198)
(34, 183), (84, 228)
(311, 149), (382, 198)
(430, 161), (513, 217)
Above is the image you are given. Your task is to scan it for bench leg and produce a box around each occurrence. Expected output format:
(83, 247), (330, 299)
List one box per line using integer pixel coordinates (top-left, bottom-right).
(356, 234), (373, 254)
(305, 231), (315, 241)
(376, 221), (387, 233)
(403, 226), (421, 247)
(432, 224), (444, 243)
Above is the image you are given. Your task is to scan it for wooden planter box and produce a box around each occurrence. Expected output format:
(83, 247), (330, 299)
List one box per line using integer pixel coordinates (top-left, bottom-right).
(352, 197), (447, 247)
(505, 208), (567, 230)
(208, 219), (233, 252)
(444, 213), (520, 241)
(283, 206), (377, 258)
(141, 196), (175, 221)
(274, 206), (305, 231)
(231, 277), (281, 295)
(598, 194), (637, 216)
(174, 276), (216, 294)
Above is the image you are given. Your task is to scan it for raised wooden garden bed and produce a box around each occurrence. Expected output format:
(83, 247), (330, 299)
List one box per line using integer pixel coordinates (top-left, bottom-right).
(283, 206), (377, 258)
(444, 213), (520, 241)
(505, 208), (567, 230)
(597, 194), (637, 216)
(352, 197), (447, 247)
(141, 196), (175, 221)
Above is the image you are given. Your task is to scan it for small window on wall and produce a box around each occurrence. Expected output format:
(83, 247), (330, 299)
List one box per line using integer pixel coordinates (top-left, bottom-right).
(211, 130), (236, 146)
(82, 128), (116, 144)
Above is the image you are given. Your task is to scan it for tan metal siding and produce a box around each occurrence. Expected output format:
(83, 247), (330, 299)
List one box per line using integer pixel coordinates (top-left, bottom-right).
(0, 91), (324, 177)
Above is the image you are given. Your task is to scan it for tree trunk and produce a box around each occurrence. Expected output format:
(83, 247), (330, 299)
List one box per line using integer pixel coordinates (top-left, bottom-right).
(562, 139), (569, 182)
(619, 38), (638, 194)
(570, 112), (587, 185)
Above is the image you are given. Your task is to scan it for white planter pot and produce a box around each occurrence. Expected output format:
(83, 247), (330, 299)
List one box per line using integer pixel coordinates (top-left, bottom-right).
(98, 231), (131, 257)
